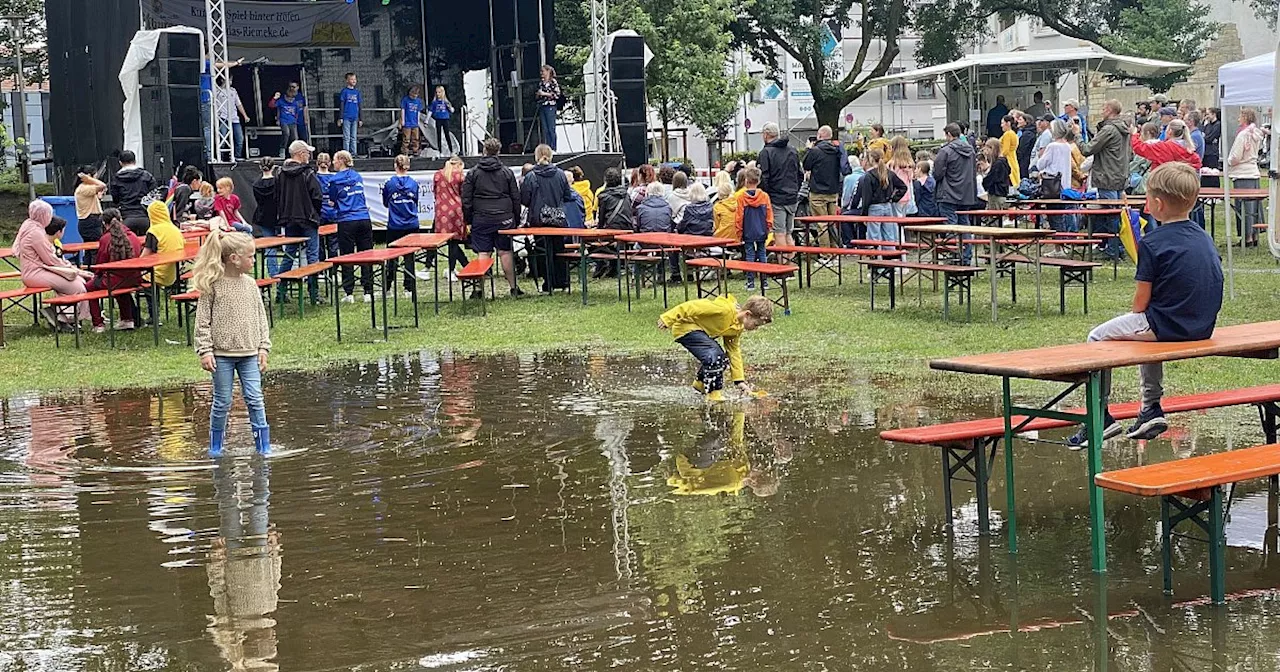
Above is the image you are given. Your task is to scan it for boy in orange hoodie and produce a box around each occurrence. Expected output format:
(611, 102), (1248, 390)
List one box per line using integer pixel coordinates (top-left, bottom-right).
(735, 167), (773, 289)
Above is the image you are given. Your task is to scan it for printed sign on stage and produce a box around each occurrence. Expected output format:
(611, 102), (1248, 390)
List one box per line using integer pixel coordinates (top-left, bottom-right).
(141, 0), (361, 47)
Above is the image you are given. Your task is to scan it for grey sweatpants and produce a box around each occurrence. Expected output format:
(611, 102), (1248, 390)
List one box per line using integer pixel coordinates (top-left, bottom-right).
(1088, 312), (1163, 410)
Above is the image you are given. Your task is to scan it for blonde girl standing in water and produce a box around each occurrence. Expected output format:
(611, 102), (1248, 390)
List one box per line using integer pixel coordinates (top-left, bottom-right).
(192, 230), (273, 457)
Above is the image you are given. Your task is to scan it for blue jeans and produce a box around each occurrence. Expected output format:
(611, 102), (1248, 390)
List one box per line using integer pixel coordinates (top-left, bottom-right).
(938, 202), (972, 264)
(539, 104), (557, 150)
(866, 203), (898, 247)
(1048, 214), (1078, 233)
(260, 227), (284, 277)
(211, 355), (267, 432)
(342, 119), (358, 154)
(676, 331), (729, 392)
(280, 224), (321, 298)
(744, 238), (767, 285)
(1094, 189), (1123, 259)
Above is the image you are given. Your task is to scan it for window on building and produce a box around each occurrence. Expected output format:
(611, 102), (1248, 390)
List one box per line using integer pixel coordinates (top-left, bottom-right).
(916, 80), (936, 99)
(887, 68), (905, 101)
(372, 30), (382, 58)
(998, 12), (1016, 31)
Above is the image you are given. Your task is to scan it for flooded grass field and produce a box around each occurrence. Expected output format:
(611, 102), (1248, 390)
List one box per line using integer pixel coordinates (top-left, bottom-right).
(3, 353), (1280, 671)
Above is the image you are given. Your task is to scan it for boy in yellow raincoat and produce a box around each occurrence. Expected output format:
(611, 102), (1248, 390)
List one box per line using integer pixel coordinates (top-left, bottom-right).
(658, 294), (773, 402)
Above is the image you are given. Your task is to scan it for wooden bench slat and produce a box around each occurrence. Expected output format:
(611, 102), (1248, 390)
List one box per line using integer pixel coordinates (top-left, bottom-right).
(767, 245), (908, 258)
(861, 259), (984, 274)
(275, 262), (333, 280)
(0, 286), (49, 301)
(172, 278), (278, 302)
(880, 383), (1280, 445)
(980, 253), (1102, 269)
(686, 258), (797, 275)
(44, 287), (146, 305)
(456, 258), (495, 279)
(1096, 443), (1280, 497)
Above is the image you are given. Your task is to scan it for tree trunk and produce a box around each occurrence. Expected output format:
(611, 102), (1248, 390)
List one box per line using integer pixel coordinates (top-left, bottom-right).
(660, 101), (671, 162)
(813, 95), (846, 135)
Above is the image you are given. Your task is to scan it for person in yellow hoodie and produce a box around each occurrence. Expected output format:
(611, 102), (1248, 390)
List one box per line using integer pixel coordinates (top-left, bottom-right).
(141, 199), (186, 288)
(569, 166), (597, 223)
(658, 293), (773, 401)
(712, 180), (738, 241)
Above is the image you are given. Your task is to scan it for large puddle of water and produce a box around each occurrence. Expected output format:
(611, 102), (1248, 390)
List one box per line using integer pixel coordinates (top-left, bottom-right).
(2, 353), (1280, 671)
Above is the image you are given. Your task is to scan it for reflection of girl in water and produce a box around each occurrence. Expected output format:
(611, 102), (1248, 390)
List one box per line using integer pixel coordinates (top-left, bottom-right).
(439, 355), (482, 445)
(207, 457), (282, 671)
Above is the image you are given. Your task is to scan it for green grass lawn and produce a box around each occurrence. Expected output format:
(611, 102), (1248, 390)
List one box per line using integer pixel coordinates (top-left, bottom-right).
(2, 227), (1278, 399)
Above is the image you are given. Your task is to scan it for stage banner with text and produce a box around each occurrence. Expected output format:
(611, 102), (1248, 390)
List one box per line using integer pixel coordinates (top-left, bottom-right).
(360, 171), (437, 227)
(141, 0), (361, 47)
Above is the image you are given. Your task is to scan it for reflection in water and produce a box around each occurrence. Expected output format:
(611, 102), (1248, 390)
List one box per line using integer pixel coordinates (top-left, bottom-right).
(207, 456), (281, 671)
(3, 353), (1280, 671)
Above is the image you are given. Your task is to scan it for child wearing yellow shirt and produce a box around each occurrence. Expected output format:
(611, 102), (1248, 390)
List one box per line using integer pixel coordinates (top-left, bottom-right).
(658, 294), (773, 401)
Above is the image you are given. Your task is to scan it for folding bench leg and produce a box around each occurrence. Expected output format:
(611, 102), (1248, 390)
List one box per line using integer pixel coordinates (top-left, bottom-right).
(888, 269), (896, 310)
(781, 277), (791, 317)
(1059, 268), (1067, 315)
(1162, 488), (1229, 604)
(869, 267), (877, 310)
(943, 273), (952, 321)
(1209, 486), (1227, 604)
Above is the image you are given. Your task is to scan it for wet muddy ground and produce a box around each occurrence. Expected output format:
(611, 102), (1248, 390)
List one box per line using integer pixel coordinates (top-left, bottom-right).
(2, 353), (1280, 671)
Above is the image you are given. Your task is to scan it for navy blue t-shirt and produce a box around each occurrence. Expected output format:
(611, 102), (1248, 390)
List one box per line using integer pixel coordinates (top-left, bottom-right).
(1135, 219), (1223, 341)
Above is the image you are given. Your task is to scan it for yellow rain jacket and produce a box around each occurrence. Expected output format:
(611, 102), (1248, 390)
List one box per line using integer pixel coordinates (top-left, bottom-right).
(668, 412), (748, 496)
(661, 294), (746, 383)
(572, 179), (597, 223)
(146, 200), (186, 287)
(713, 193), (739, 241)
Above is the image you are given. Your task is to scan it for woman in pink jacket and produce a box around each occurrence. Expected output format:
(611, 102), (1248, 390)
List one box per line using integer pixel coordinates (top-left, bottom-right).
(14, 200), (93, 328)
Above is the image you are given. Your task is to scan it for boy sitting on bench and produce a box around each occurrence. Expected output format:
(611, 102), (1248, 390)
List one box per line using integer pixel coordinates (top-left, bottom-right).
(1069, 162), (1223, 448)
(659, 294), (773, 402)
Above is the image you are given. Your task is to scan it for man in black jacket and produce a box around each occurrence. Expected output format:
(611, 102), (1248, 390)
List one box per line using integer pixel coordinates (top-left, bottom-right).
(1015, 113), (1037, 179)
(801, 125), (847, 246)
(932, 123), (978, 263)
(462, 137), (524, 296)
(274, 140), (324, 302)
(252, 157), (281, 274)
(110, 150), (157, 236)
(757, 122), (801, 246)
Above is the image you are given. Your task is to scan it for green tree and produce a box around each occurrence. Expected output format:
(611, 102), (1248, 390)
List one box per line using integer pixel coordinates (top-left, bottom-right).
(553, 0), (752, 157)
(0, 0), (46, 86)
(1099, 0), (1220, 92)
(731, 0), (908, 130)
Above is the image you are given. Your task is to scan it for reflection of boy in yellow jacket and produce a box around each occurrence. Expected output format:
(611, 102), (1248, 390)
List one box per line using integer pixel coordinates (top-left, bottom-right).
(669, 411), (748, 495)
(659, 294), (773, 401)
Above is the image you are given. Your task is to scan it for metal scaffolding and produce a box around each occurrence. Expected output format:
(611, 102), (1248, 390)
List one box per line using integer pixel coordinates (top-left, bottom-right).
(206, 0), (234, 162)
(588, 0), (614, 152)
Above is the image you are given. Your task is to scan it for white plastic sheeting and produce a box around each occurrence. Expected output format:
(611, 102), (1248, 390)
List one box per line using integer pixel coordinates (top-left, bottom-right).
(119, 26), (205, 170)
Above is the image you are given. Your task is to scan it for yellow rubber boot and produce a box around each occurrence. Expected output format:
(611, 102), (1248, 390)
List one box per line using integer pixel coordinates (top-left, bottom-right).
(692, 380), (705, 394)
(706, 390), (726, 403)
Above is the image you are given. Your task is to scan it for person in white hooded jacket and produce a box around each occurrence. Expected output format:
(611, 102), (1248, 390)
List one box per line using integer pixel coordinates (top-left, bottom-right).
(1227, 107), (1267, 245)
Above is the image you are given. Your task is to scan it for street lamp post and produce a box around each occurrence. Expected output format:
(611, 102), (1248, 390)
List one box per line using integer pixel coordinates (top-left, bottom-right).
(3, 15), (33, 202)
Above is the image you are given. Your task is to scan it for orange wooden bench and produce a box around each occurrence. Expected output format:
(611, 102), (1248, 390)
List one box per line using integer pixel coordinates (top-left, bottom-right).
(880, 385), (1280, 537)
(456, 257), (495, 314)
(767, 244), (907, 288)
(45, 286), (148, 348)
(275, 261), (333, 317)
(686, 257), (797, 316)
(860, 259), (983, 321)
(172, 278), (279, 346)
(1096, 443), (1280, 604)
(978, 253), (1102, 314)
(0, 285), (48, 347)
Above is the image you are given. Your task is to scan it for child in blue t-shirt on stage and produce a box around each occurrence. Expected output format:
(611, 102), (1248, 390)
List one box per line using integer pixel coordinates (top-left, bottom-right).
(429, 86), (455, 154)
(1069, 162), (1223, 448)
(401, 86), (426, 155)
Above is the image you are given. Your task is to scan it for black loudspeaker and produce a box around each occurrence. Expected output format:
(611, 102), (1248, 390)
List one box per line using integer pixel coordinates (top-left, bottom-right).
(617, 122), (648, 167)
(141, 85), (202, 139)
(609, 36), (647, 166)
(155, 32), (202, 60)
(139, 58), (201, 87)
(144, 139), (206, 176)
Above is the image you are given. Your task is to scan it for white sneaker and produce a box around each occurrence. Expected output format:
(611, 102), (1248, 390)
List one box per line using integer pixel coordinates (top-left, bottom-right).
(341, 294), (355, 304)
(92, 325), (106, 334)
(414, 270), (432, 281)
(115, 320), (136, 331)
(362, 293), (373, 304)
(448, 271), (459, 283)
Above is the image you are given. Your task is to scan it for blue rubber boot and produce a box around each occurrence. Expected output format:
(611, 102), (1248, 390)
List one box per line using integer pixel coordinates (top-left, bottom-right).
(209, 427), (226, 459)
(252, 425), (271, 456)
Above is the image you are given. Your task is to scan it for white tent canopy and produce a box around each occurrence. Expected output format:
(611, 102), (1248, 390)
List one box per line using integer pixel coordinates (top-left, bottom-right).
(862, 46), (1190, 90)
(1218, 51), (1275, 107)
